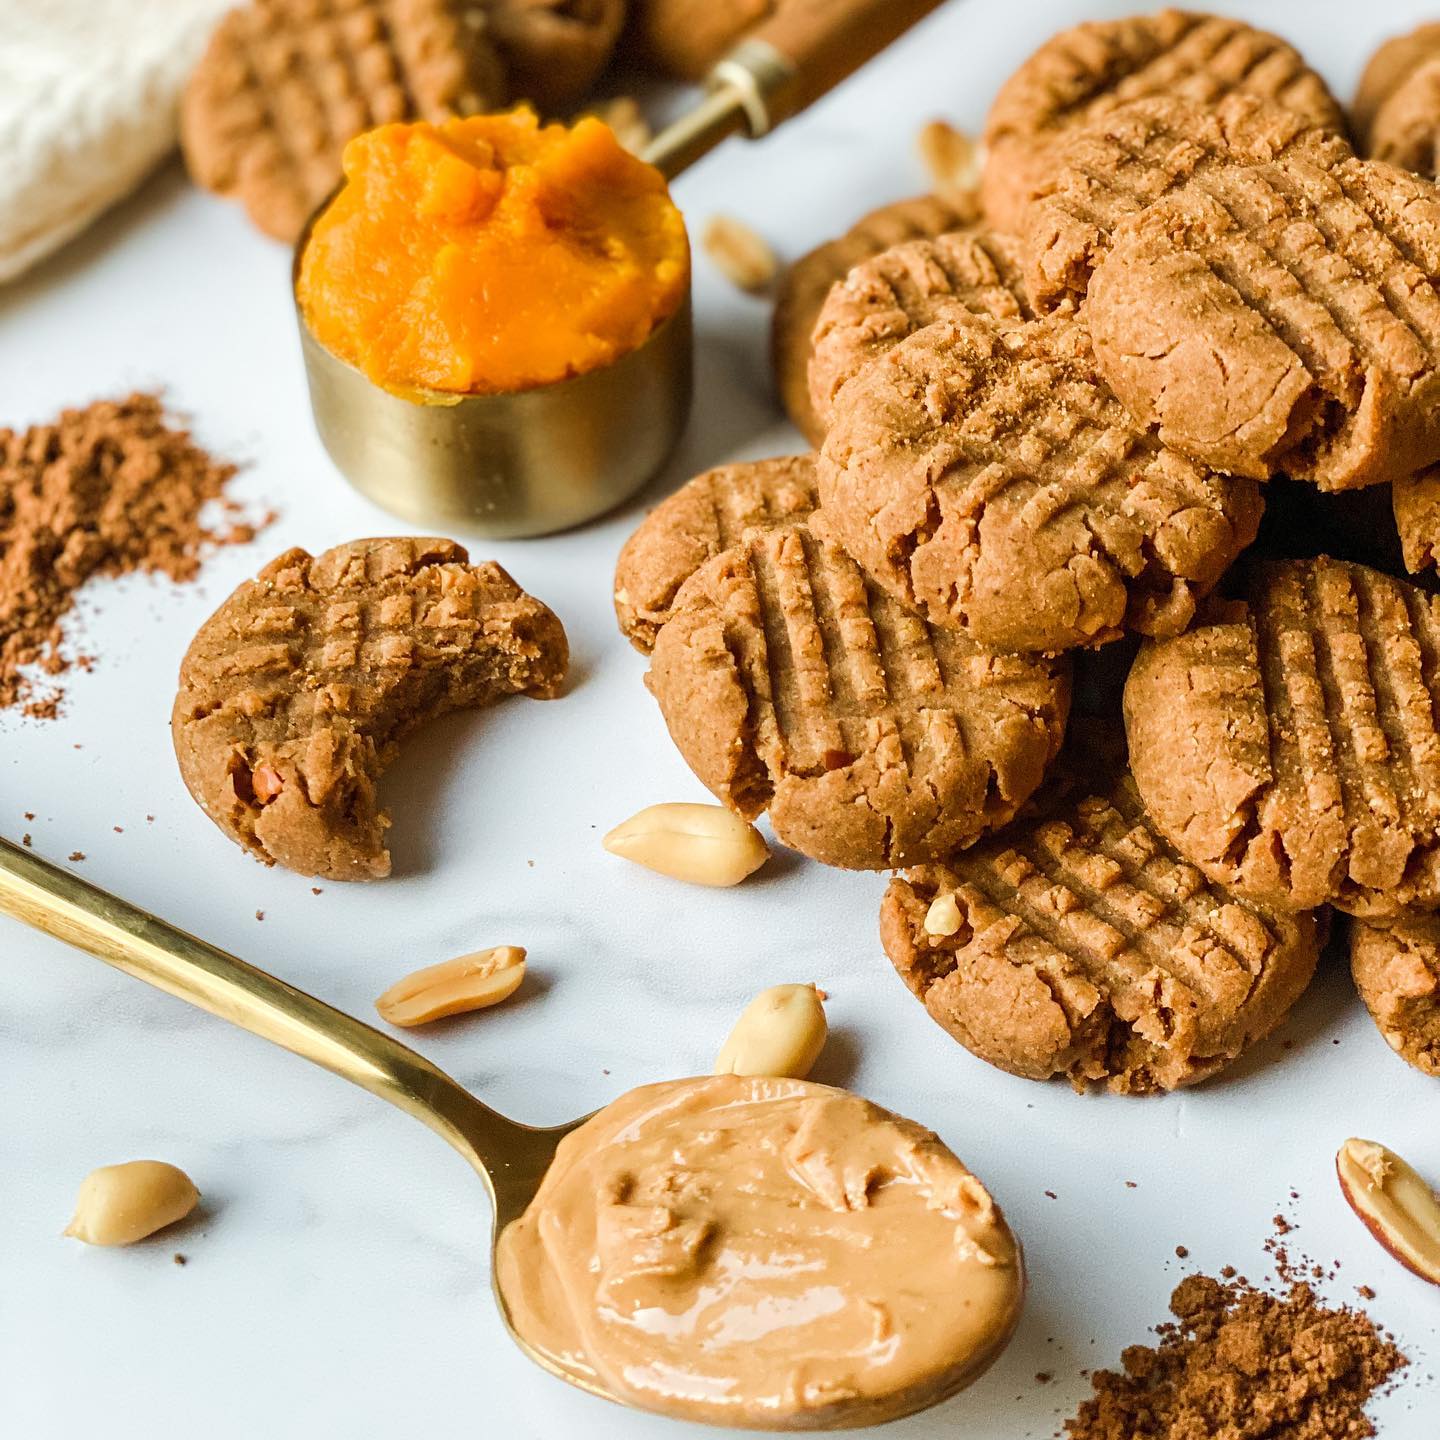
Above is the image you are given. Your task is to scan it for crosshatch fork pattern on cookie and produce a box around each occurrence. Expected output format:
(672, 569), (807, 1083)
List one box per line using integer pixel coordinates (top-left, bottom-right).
(648, 520), (1070, 870)
(880, 776), (1318, 1093)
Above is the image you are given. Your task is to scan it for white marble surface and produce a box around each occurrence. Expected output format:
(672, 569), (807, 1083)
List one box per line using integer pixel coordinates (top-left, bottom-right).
(3, 2), (1439, 1435)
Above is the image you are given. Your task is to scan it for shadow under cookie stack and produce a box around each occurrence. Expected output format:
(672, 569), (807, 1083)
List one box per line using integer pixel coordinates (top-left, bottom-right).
(615, 9), (1440, 1096)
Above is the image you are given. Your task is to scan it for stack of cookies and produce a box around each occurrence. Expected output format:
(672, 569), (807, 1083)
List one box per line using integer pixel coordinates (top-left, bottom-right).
(616, 8), (1440, 1095)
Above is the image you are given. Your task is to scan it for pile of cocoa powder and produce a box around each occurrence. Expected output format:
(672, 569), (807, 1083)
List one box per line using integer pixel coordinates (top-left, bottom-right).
(1065, 1272), (1407, 1440)
(0, 394), (263, 718)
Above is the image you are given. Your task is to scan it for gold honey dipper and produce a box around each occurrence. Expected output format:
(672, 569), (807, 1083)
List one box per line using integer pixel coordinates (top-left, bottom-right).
(296, 0), (947, 538)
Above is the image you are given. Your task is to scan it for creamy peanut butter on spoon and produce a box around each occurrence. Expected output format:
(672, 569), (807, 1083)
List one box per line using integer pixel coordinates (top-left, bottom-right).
(496, 1074), (1024, 1430)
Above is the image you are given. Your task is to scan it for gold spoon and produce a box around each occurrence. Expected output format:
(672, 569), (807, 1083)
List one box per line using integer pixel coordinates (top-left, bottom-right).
(0, 836), (595, 1395)
(2, 834), (1013, 1429)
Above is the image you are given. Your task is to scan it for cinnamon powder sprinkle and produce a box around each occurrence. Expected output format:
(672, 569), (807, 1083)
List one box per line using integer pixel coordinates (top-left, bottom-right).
(0, 394), (263, 717)
(1065, 1275), (1406, 1440)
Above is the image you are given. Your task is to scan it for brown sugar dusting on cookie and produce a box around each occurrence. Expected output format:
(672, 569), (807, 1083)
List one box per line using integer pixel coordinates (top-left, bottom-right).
(879, 774), (1318, 1093)
(172, 537), (567, 880)
(646, 517), (1070, 870)
(1124, 558), (1440, 917)
(806, 227), (1033, 435)
(770, 194), (972, 445)
(816, 312), (1262, 654)
(613, 455), (817, 653)
(1084, 147), (1440, 491)
(1064, 1274), (1406, 1440)
(980, 9), (1344, 236)
(0, 394), (263, 720)
(181, 0), (506, 242)
(1353, 24), (1440, 179)
(1347, 912), (1440, 1076)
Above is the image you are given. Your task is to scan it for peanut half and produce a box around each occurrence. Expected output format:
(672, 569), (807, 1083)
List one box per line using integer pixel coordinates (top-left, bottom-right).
(604, 803), (769, 887)
(916, 118), (984, 209)
(702, 215), (778, 293)
(924, 891), (963, 937)
(375, 946), (526, 1028)
(1337, 1136), (1440, 1286)
(64, 1160), (199, 1247)
(715, 983), (828, 1080)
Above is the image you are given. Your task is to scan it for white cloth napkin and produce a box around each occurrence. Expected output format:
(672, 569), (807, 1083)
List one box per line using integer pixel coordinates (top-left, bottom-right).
(0, 0), (233, 282)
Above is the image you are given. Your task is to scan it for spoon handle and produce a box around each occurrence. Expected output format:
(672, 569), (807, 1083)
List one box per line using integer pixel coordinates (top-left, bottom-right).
(0, 836), (535, 1204)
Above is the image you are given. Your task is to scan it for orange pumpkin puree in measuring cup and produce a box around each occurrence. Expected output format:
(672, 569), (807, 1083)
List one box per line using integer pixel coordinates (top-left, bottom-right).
(298, 108), (689, 397)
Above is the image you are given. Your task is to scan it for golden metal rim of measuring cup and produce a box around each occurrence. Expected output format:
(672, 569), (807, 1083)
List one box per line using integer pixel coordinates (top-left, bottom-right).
(291, 184), (695, 539)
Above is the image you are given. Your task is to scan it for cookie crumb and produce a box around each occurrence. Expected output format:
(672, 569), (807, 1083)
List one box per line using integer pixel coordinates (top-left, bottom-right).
(311, 887), (322, 895)
(1036, 1371), (1053, 1385)
(255, 910), (264, 921)
(68, 851), (85, 862)
(23, 812), (34, 821)
(173, 1253), (187, 1267)
(1045, 1190), (1058, 1200)
(22, 834), (31, 847)
(113, 826), (123, 834)
(1125, 1180), (1137, 1189)
(1174, 1245), (1189, 1259)
(1357, 1284), (1376, 1300)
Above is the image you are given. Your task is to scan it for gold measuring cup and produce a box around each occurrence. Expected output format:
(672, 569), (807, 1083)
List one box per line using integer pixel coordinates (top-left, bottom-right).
(1, 835), (993, 1429)
(297, 0), (947, 537)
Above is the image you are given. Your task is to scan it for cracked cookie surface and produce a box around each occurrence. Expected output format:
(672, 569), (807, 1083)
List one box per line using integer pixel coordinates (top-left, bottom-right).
(614, 455), (817, 653)
(181, 0), (506, 241)
(981, 9), (1343, 236)
(817, 312), (1262, 653)
(173, 537), (567, 880)
(1125, 558), (1440, 916)
(807, 228), (1032, 435)
(880, 774), (1318, 1092)
(1348, 911), (1440, 1076)
(646, 517), (1070, 870)
(771, 194), (972, 445)
(1085, 147), (1440, 490)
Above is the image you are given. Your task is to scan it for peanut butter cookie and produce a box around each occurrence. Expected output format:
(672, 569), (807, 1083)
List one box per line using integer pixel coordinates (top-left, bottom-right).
(486, 0), (627, 112)
(817, 313), (1262, 653)
(880, 774), (1319, 1093)
(1393, 465), (1440, 573)
(1019, 93), (1345, 312)
(771, 194), (972, 445)
(807, 228), (1032, 435)
(630, 0), (768, 81)
(173, 538), (567, 879)
(1348, 912), (1440, 1076)
(181, 0), (506, 242)
(1353, 23), (1440, 179)
(1085, 149), (1440, 490)
(981, 9), (1343, 236)
(614, 454), (816, 653)
(1125, 557), (1440, 917)
(646, 517), (1070, 870)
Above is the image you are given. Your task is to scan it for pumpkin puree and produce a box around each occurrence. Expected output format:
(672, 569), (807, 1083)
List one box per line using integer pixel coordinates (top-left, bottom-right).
(298, 109), (689, 396)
